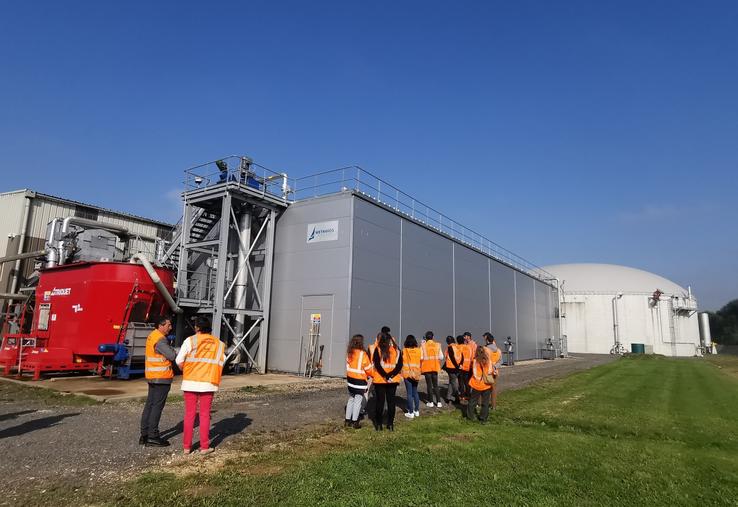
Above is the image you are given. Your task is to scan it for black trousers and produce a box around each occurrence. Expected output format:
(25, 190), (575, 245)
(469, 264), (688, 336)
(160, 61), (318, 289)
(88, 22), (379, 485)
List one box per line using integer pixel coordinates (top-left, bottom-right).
(424, 372), (440, 403)
(140, 382), (171, 438)
(467, 388), (492, 422)
(374, 383), (398, 427)
(458, 371), (470, 397)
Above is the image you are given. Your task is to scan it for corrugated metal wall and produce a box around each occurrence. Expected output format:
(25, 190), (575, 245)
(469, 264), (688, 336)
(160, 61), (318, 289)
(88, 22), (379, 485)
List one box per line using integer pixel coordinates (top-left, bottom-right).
(268, 192), (558, 377)
(0, 190), (172, 283)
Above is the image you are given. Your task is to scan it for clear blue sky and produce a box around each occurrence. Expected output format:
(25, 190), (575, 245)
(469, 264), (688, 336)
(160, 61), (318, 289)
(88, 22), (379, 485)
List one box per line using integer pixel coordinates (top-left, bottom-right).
(1, 1), (736, 310)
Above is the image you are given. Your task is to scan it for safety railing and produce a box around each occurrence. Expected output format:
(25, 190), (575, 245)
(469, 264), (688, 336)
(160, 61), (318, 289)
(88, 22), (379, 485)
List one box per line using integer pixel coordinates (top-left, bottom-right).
(292, 166), (555, 282)
(184, 155), (292, 201)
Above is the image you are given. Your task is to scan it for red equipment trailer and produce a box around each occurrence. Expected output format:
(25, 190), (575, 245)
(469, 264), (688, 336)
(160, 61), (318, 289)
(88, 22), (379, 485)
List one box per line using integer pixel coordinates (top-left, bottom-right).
(0, 261), (175, 379)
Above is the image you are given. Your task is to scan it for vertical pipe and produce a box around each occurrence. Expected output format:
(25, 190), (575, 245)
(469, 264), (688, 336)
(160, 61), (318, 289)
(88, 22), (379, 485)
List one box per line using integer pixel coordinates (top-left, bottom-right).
(258, 210), (277, 373)
(234, 210), (251, 338)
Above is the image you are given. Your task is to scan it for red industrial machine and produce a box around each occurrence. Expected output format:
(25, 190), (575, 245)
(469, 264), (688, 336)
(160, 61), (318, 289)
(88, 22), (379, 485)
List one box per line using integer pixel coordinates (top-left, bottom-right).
(0, 261), (175, 379)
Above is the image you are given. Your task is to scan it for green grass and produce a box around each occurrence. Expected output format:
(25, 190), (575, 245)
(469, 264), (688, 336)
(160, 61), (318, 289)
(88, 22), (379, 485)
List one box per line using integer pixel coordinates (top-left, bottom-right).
(0, 379), (101, 406)
(34, 356), (738, 506)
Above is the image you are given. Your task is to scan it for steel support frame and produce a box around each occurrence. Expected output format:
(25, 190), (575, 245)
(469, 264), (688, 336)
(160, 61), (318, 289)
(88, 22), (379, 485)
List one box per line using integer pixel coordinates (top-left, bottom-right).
(176, 184), (283, 374)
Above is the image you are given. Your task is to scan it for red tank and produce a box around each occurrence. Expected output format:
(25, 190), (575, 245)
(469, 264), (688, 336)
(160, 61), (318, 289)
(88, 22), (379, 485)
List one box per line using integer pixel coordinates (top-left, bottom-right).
(0, 261), (175, 379)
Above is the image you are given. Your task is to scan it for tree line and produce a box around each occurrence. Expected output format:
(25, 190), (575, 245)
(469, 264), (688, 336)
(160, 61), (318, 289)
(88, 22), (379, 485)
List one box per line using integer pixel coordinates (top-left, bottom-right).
(707, 299), (738, 346)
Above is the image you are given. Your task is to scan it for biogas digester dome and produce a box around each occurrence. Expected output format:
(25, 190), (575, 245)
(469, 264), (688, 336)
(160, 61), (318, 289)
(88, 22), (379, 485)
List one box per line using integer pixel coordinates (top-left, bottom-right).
(542, 263), (701, 357)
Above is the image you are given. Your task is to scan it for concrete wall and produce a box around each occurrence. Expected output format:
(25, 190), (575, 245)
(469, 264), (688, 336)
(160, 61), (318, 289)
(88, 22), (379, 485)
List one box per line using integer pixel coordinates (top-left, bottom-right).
(561, 293), (700, 356)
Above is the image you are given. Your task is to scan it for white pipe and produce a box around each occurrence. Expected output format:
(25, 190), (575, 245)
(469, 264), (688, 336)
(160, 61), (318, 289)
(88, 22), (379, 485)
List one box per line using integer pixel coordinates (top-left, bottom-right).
(129, 253), (182, 314)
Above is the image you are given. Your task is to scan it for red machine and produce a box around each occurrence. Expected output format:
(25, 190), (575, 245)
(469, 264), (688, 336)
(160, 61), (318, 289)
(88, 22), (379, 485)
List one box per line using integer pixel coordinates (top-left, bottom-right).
(0, 261), (175, 379)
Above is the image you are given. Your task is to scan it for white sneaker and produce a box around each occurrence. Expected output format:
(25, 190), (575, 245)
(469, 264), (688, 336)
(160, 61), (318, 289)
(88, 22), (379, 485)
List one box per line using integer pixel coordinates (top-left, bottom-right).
(436, 402), (443, 408)
(426, 402), (435, 407)
(414, 410), (420, 417)
(404, 412), (415, 419)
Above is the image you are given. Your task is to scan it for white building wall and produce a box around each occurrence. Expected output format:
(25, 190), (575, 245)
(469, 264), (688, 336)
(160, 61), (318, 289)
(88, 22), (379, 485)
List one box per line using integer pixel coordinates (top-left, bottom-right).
(0, 191), (28, 258)
(562, 293), (700, 356)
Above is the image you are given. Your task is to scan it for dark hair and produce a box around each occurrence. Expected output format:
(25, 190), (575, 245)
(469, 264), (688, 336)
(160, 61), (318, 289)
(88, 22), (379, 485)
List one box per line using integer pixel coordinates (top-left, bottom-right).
(446, 335), (455, 345)
(424, 331), (434, 340)
(378, 332), (392, 361)
(347, 334), (364, 356)
(156, 316), (172, 328)
(456, 335), (465, 345)
(463, 331), (472, 338)
(381, 326), (391, 334)
(194, 316), (212, 334)
(483, 332), (495, 343)
(404, 335), (418, 348)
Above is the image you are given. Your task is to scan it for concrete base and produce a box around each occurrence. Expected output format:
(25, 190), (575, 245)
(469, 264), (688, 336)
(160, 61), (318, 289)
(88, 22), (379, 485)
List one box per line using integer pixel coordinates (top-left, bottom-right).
(0, 373), (334, 402)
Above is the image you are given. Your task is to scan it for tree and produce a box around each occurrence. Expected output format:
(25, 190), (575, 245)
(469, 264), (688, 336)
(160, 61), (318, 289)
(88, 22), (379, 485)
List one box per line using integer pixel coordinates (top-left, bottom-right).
(708, 299), (738, 346)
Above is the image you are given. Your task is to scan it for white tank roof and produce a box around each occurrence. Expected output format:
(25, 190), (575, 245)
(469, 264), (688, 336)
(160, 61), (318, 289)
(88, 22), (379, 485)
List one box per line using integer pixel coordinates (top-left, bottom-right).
(542, 263), (688, 296)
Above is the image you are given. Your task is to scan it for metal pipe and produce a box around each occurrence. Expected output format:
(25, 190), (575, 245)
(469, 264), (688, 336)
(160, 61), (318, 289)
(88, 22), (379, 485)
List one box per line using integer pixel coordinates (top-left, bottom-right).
(10, 193), (32, 293)
(45, 218), (60, 268)
(0, 250), (46, 265)
(129, 253), (182, 314)
(0, 293), (27, 300)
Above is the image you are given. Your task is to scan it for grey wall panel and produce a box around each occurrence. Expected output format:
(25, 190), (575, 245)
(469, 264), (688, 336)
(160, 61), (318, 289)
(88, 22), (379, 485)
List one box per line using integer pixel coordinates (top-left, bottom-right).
(349, 198), (401, 340)
(515, 272), (537, 359)
(400, 220), (453, 341)
(454, 243), (491, 343)
(490, 260), (518, 349)
(535, 281), (551, 348)
(268, 194), (353, 376)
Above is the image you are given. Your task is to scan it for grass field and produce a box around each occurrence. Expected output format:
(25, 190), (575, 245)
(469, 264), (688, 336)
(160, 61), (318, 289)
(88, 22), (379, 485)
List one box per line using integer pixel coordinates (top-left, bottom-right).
(39, 356), (738, 506)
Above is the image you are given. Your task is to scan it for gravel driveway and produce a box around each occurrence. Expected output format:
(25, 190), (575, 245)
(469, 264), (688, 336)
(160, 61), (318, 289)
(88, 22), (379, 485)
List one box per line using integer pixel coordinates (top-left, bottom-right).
(0, 354), (614, 504)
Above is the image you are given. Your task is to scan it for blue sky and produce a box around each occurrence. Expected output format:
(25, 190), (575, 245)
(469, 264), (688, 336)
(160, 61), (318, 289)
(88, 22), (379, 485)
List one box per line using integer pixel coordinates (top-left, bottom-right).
(1, 1), (736, 310)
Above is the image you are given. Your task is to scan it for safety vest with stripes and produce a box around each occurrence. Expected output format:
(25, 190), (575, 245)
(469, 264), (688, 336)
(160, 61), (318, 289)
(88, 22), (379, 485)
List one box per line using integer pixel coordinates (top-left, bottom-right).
(402, 347), (421, 380)
(346, 349), (372, 384)
(485, 346), (502, 369)
(371, 346), (400, 384)
(469, 358), (494, 392)
(461, 343), (473, 371)
(183, 333), (225, 386)
(420, 340), (442, 373)
(145, 329), (173, 380)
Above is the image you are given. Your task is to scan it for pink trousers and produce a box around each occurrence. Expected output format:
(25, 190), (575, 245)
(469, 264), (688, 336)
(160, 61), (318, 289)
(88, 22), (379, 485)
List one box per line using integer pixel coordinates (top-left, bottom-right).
(183, 391), (214, 450)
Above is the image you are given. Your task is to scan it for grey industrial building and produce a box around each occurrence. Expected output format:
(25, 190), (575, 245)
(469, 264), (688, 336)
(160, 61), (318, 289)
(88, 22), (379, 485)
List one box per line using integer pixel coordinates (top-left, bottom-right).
(268, 191), (560, 377)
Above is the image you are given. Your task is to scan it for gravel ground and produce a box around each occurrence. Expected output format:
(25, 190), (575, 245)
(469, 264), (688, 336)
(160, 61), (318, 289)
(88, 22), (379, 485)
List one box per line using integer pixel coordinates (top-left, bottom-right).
(0, 354), (614, 504)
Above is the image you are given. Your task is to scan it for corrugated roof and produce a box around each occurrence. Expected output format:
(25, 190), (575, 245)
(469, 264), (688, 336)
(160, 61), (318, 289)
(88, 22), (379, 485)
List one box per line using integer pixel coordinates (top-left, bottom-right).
(2, 188), (175, 228)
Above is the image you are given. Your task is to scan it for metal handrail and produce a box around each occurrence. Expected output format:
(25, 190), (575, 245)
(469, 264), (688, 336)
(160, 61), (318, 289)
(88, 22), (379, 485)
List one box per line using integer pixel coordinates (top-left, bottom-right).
(292, 166), (555, 282)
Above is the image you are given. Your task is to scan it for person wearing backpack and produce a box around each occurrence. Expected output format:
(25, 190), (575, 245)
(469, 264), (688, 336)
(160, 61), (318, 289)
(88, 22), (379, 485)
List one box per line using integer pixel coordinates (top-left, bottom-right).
(443, 335), (463, 404)
(483, 332), (503, 410)
(466, 345), (495, 423)
(402, 335), (422, 419)
(421, 331), (444, 407)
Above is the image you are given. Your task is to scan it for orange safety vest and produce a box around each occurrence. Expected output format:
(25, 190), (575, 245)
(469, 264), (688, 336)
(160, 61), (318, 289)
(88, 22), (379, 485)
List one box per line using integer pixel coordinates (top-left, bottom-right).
(346, 349), (372, 382)
(402, 347), (422, 380)
(445, 343), (462, 370)
(469, 358), (494, 392)
(183, 333), (225, 386)
(371, 346), (400, 384)
(461, 343), (473, 371)
(485, 346), (502, 368)
(145, 329), (173, 380)
(420, 340), (441, 373)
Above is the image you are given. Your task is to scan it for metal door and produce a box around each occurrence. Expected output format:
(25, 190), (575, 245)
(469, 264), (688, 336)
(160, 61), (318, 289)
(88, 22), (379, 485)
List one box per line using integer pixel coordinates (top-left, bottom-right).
(299, 295), (334, 376)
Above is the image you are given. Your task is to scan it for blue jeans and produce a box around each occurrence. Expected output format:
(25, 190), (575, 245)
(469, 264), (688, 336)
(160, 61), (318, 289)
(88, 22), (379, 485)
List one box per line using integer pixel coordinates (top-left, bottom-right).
(404, 378), (420, 412)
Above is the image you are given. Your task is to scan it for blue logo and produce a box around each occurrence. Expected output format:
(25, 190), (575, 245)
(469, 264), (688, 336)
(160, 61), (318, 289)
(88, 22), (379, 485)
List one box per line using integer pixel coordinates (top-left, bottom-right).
(308, 227), (317, 241)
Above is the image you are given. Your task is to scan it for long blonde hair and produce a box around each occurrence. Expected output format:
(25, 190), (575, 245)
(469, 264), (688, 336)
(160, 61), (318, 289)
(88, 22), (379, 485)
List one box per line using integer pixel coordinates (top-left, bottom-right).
(475, 345), (489, 367)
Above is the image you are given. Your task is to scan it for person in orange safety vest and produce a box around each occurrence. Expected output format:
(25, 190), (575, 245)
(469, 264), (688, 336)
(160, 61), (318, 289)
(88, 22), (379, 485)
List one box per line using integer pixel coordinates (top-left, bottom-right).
(443, 335), (463, 403)
(345, 334), (373, 428)
(370, 332), (403, 431)
(402, 335), (422, 419)
(466, 345), (495, 423)
(420, 331), (444, 407)
(176, 316), (225, 455)
(140, 316), (176, 447)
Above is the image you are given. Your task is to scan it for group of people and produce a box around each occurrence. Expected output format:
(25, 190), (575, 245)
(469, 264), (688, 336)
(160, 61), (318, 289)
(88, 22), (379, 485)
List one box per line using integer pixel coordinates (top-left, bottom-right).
(140, 316), (226, 454)
(345, 327), (503, 430)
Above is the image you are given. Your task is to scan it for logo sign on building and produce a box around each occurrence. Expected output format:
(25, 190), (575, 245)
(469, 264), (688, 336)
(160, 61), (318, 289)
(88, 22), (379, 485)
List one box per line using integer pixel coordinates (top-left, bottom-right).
(306, 221), (339, 243)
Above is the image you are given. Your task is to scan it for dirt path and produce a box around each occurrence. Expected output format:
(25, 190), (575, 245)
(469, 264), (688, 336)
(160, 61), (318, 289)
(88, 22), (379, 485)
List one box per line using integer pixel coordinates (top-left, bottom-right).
(0, 354), (614, 504)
